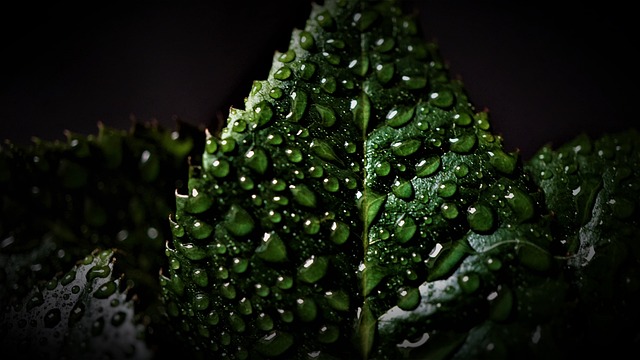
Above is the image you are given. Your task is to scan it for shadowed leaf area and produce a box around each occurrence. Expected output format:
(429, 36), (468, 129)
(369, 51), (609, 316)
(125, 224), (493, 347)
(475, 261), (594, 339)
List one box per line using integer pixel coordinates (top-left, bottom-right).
(1, 0), (638, 359)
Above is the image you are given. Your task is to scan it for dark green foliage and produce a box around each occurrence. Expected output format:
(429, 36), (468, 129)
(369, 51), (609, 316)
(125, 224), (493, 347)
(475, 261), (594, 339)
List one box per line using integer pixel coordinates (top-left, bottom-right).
(0, 249), (151, 359)
(0, 120), (204, 356)
(1, 0), (638, 359)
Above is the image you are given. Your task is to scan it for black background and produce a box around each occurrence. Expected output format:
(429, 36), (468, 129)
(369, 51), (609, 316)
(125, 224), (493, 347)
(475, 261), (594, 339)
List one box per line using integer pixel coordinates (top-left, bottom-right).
(1, 1), (636, 160)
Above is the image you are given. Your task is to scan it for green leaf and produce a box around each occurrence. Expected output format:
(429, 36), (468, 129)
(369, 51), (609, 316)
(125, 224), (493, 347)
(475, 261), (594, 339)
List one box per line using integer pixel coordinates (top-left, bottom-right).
(158, 0), (575, 358)
(0, 249), (151, 359)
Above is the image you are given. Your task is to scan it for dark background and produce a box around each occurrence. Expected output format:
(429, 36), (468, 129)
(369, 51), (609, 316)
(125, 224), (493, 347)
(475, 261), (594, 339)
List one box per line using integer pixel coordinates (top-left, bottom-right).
(1, 1), (636, 160)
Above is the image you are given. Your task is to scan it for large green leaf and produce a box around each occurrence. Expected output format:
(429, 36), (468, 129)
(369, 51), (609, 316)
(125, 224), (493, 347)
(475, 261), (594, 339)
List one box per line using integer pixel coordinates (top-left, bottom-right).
(159, 0), (633, 358)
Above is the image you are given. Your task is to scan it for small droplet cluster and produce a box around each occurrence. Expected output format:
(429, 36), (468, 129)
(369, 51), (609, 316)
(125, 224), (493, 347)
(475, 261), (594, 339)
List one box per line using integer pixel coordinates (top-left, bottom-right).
(0, 249), (151, 359)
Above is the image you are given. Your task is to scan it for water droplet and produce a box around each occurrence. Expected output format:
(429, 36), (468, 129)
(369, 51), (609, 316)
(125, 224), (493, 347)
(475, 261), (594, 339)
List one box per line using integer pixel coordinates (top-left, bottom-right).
(279, 309), (294, 323)
(322, 177), (340, 192)
(344, 141), (360, 153)
(386, 106), (415, 128)
(309, 165), (324, 178)
(475, 112), (491, 130)
(232, 257), (249, 273)
(467, 203), (495, 233)
(458, 273), (480, 293)
(314, 104), (337, 127)
(311, 139), (341, 164)
(429, 89), (454, 108)
(373, 36), (395, 52)
(441, 203), (459, 219)
(296, 297), (318, 322)
(245, 148), (269, 174)
(437, 181), (457, 198)
(263, 134), (282, 147)
(186, 189), (213, 214)
(286, 90), (308, 122)
(277, 275), (293, 290)
(415, 155), (441, 177)
(290, 184), (317, 207)
(278, 49), (296, 63)
(69, 302), (86, 326)
(330, 221), (350, 244)
(255, 331), (294, 357)
(318, 324), (340, 344)
(43, 308), (61, 328)
(298, 256), (329, 283)
(215, 266), (229, 280)
(401, 75), (427, 89)
(375, 63), (395, 84)
(189, 220), (213, 240)
(297, 62), (317, 81)
(228, 312), (246, 332)
(205, 136), (218, 154)
(86, 265), (111, 282)
(220, 138), (236, 153)
(272, 195), (289, 206)
(239, 175), (255, 190)
(177, 242), (207, 260)
(353, 9), (378, 30)
(221, 282), (237, 299)
(488, 149), (517, 175)
(486, 257), (502, 271)
(299, 31), (315, 50)
(254, 283), (270, 297)
(111, 311), (126, 326)
(61, 270), (77, 286)
(224, 204), (255, 237)
(192, 268), (209, 287)
(454, 164), (469, 178)
(348, 55), (369, 77)
(257, 313), (274, 331)
(303, 217), (321, 234)
(391, 139), (421, 157)
(322, 51), (340, 65)
(505, 187), (535, 223)
(374, 161), (391, 176)
(269, 87), (283, 99)
(193, 293), (210, 311)
(449, 133), (477, 153)
(256, 232), (288, 262)
(274, 66), (292, 80)
(237, 297), (253, 316)
(320, 76), (337, 94)
(397, 287), (420, 310)
(209, 159), (230, 178)
(453, 111), (473, 126)
(392, 179), (414, 199)
(254, 101), (274, 127)
(395, 215), (417, 243)
(94, 281), (118, 299)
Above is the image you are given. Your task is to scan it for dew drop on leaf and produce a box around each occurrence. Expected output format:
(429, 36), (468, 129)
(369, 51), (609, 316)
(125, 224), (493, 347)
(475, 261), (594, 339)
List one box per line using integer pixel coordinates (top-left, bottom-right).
(298, 256), (329, 283)
(467, 203), (495, 233)
(296, 297), (318, 322)
(415, 155), (441, 177)
(255, 232), (288, 263)
(254, 331), (294, 357)
(43, 308), (61, 328)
